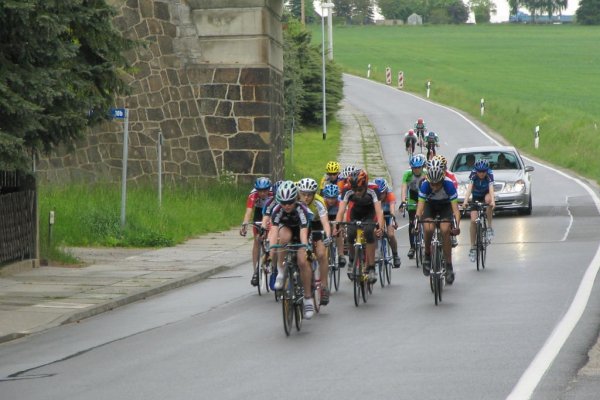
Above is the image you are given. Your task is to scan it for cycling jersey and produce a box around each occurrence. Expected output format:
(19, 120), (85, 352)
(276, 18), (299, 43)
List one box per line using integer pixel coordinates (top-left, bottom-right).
(404, 132), (417, 143)
(402, 169), (426, 211)
(271, 202), (310, 229)
(418, 178), (458, 206)
(426, 134), (439, 144)
(319, 173), (343, 192)
(302, 194), (328, 231)
(342, 188), (380, 221)
(246, 189), (273, 221)
(262, 197), (277, 217)
(445, 170), (458, 189)
(379, 191), (397, 215)
(468, 169), (495, 199)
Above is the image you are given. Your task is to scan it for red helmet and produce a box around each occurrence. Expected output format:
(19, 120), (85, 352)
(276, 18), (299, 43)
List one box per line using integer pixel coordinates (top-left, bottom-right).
(407, 129), (415, 136)
(417, 118), (424, 124)
(348, 169), (368, 189)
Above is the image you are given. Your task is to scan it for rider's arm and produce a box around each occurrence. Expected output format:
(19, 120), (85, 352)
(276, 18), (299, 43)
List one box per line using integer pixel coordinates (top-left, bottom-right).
(374, 201), (385, 230)
(451, 200), (461, 227)
(488, 180), (496, 208)
(415, 199), (425, 220)
(463, 183), (473, 207)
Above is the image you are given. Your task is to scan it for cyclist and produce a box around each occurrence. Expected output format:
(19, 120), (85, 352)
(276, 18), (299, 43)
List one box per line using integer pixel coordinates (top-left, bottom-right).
(268, 181), (315, 319)
(404, 129), (418, 156)
(322, 183), (346, 270)
(333, 169), (385, 283)
(425, 131), (439, 160)
(400, 154), (427, 259)
(319, 161), (342, 193)
(240, 177), (272, 287)
(462, 159), (496, 263)
(297, 178), (332, 306)
(261, 180), (283, 290)
(432, 155), (459, 247)
(374, 177), (401, 268)
(414, 118), (427, 145)
(415, 160), (461, 284)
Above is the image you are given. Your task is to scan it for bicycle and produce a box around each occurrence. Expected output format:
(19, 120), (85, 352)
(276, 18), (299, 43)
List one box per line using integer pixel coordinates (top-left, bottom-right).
(327, 230), (341, 292)
(425, 141), (437, 161)
(270, 243), (308, 336)
(417, 217), (453, 306)
(465, 201), (489, 271)
(338, 221), (378, 307)
(415, 128), (426, 154)
(376, 218), (395, 287)
(249, 222), (272, 296)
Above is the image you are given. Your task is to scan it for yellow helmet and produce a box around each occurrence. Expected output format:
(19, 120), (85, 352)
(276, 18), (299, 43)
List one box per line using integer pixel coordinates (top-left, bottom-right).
(325, 161), (341, 174)
(432, 155), (447, 170)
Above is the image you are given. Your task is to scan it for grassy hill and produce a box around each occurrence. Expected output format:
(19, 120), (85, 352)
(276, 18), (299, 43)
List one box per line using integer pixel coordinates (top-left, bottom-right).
(311, 24), (600, 184)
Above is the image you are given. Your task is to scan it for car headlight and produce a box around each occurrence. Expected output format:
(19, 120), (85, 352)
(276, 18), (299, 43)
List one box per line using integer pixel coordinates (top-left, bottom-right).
(501, 179), (525, 194)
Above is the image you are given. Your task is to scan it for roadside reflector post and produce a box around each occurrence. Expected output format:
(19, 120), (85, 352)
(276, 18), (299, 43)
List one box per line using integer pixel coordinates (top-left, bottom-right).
(534, 125), (540, 149)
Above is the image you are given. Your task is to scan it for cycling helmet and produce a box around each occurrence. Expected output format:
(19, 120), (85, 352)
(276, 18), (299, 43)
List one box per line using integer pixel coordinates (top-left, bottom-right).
(297, 177), (318, 193)
(272, 180), (283, 194)
(254, 177), (271, 190)
(427, 165), (445, 183)
(427, 131), (436, 138)
(428, 157), (443, 171)
(322, 183), (340, 199)
(432, 155), (448, 170)
(474, 159), (490, 172)
(407, 129), (415, 136)
(374, 177), (389, 194)
(339, 165), (357, 179)
(325, 161), (341, 174)
(417, 118), (424, 124)
(409, 154), (426, 168)
(348, 169), (368, 189)
(276, 180), (298, 203)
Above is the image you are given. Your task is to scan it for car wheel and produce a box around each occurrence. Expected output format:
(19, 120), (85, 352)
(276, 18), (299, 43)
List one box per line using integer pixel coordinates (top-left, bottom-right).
(518, 194), (532, 215)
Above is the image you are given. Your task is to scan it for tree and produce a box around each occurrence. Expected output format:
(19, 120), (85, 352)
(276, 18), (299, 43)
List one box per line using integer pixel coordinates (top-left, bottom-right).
(577, 0), (600, 23)
(333, 0), (354, 24)
(470, 0), (497, 22)
(353, 0), (376, 24)
(0, 0), (134, 171)
(287, 0), (317, 23)
(427, 0), (469, 23)
(508, 0), (522, 18)
(378, 0), (424, 21)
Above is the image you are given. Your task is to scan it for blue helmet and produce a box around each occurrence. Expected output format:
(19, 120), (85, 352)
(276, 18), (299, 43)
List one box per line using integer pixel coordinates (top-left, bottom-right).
(427, 131), (436, 138)
(410, 154), (426, 168)
(474, 159), (490, 172)
(374, 177), (389, 194)
(254, 177), (271, 190)
(272, 180), (283, 194)
(322, 183), (340, 199)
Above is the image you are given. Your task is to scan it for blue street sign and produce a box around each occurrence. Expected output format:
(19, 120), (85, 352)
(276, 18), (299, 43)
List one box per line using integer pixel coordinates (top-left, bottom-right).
(110, 108), (126, 119)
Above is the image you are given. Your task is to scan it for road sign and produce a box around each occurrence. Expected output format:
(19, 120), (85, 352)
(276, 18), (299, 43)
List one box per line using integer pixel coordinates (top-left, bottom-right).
(110, 108), (126, 119)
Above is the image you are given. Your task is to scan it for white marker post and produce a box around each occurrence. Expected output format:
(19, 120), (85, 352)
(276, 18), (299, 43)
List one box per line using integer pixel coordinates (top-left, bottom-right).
(480, 98), (485, 116)
(535, 125), (540, 149)
(385, 67), (392, 85)
(426, 81), (431, 98)
(367, 64), (371, 78)
(397, 71), (404, 89)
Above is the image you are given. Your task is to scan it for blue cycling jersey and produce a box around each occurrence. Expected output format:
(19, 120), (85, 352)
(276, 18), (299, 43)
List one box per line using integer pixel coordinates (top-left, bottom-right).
(468, 169), (494, 197)
(418, 178), (457, 205)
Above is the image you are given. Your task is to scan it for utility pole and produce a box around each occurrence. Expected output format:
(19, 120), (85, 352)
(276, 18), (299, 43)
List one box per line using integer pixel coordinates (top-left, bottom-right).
(301, 0), (305, 24)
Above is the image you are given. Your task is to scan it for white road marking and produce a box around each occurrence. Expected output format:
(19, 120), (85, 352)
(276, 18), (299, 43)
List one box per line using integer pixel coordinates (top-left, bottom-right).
(561, 196), (574, 242)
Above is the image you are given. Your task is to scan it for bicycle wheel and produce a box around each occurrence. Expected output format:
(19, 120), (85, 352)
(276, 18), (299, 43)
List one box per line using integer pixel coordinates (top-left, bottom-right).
(263, 259), (271, 293)
(312, 261), (321, 314)
(282, 271), (293, 336)
(256, 245), (264, 296)
(328, 243), (340, 292)
(476, 221), (483, 271)
(383, 237), (392, 285)
(431, 243), (441, 305)
(294, 299), (303, 331)
(353, 248), (362, 307)
(415, 229), (424, 269)
(480, 218), (487, 270)
(378, 240), (385, 288)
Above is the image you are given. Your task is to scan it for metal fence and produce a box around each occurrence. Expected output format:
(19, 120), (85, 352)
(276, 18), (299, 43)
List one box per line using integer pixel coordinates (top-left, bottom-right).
(0, 171), (37, 265)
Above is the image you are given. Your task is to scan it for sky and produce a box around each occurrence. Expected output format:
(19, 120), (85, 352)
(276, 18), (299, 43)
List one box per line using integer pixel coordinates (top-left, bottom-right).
(315, 1), (581, 23)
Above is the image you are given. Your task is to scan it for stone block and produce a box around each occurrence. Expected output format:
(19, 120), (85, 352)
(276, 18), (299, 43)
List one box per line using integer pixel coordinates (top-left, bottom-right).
(242, 86), (254, 101)
(180, 86), (193, 100)
(168, 102), (181, 119)
(186, 151), (199, 164)
(223, 151), (253, 174)
(181, 161), (199, 177)
(180, 101), (190, 117)
(128, 160), (143, 178)
(255, 86), (272, 102)
(148, 92), (163, 108)
(254, 117), (270, 133)
(109, 144), (122, 159)
(238, 118), (253, 132)
(226, 85), (241, 101)
(87, 147), (102, 163)
(157, 35), (174, 55)
(161, 120), (182, 139)
(240, 68), (271, 85)
(254, 151), (272, 174)
(166, 69), (180, 86)
(172, 148), (186, 163)
(154, 2), (170, 21)
(134, 61), (151, 79)
(139, 0), (153, 18)
(164, 161), (180, 174)
(163, 22), (177, 38)
(200, 84), (227, 99)
(146, 108), (164, 121)
(134, 20), (149, 38)
(214, 68), (240, 83)
(160, 87), (171, 102)
(122, 7), (141, 28)
(180, 118), (199, 135)
(205, 117), (236, 134)
(229, 132), (268, 150)
(190, 134), (209, 151)
(188, 100), (200, 117)
(198, 150), (217, 175)
(148, 74), (163, 92)
(147, 19), (163, 35)
(169, 86), (181, 101)
(215, 101), (232, 117)
(208, 135), (228, 150)
(234, 102), (270, 117)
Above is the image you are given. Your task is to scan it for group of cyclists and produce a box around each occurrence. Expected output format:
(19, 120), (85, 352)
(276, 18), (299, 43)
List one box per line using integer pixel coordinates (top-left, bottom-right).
(240, 117), (497, 318)
(404, 117), (440, 160)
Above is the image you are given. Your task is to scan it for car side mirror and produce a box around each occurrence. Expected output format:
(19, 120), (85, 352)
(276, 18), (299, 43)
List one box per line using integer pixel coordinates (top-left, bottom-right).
(525, 166), (534, 172)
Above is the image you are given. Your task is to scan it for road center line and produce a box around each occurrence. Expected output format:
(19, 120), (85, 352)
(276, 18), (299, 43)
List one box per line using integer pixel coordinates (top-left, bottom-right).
(561, 196), (574, 242)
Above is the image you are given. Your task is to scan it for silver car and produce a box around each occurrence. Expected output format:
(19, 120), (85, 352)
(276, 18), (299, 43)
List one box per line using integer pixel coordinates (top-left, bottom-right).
(450, 146), (534, 215)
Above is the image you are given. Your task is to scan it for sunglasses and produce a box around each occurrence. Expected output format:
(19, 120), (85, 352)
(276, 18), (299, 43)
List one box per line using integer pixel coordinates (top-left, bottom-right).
(280, 200), (295, 206)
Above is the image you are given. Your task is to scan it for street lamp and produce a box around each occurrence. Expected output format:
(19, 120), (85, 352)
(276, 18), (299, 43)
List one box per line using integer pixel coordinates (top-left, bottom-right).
(321, 2), (334, 140)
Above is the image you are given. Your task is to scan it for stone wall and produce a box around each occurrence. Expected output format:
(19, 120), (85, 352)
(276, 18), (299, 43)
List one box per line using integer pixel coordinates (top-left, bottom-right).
(37, 0), (284, 186)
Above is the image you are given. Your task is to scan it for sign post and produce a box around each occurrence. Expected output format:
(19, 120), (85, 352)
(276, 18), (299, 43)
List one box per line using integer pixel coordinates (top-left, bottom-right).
(367, 64), (371, 78)
(480, 98), (485, 116)
(534, 125), (540, 149)
(426, 81), (431, 98)
(397, 71), (404, 89)
(111, 108), (129, 227)
(385, 67), (392, 85)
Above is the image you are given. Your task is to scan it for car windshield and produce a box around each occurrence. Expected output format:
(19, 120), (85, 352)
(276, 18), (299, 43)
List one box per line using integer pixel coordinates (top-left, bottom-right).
(452, 151), (521, 172)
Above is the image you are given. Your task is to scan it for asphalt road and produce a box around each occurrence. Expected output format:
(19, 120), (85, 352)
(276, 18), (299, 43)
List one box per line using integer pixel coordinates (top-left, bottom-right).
(1, 75), (599, 400)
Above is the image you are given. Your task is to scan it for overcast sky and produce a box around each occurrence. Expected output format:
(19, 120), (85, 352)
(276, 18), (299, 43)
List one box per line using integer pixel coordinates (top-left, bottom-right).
(315, 1), (581, 23)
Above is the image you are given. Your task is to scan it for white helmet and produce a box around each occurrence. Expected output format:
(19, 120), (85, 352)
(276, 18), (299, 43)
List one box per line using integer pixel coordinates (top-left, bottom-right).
(276, 181), (298, 203)
(297, 178), (318, 193)
(339, 165), (357, 179)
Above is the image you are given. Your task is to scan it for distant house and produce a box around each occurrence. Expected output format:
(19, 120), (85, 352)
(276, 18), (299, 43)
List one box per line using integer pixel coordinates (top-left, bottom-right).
(407, 13), (423, 25)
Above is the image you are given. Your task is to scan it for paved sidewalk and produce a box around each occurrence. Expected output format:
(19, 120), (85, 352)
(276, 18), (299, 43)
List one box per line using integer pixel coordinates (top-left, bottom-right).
(0, 100), (390, 345)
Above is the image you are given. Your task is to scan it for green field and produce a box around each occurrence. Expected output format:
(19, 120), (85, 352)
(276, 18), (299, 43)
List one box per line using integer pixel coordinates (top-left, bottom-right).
(312, 24), (600, 184)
